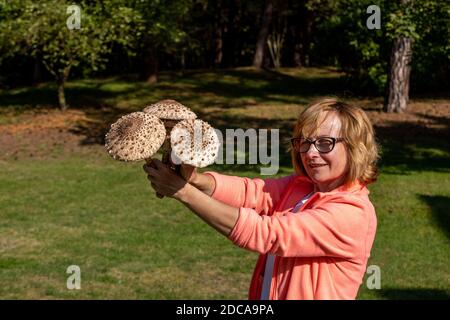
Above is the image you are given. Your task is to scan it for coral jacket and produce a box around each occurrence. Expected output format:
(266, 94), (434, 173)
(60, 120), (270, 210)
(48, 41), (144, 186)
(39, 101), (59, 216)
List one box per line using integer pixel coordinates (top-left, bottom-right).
(204, 172), (377, 300)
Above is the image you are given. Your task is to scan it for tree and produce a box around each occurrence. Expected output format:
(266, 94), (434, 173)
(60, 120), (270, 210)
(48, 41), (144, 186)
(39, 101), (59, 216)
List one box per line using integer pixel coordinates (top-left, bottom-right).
(283, 0), (316, 67)
(0, 0), (136, 110)
(129, 0), (192, 84)
(385, 35), (413, 113)
(253, 0), (273, 68)
(385, 0), (449, 111)
(385, 0), (417, 113)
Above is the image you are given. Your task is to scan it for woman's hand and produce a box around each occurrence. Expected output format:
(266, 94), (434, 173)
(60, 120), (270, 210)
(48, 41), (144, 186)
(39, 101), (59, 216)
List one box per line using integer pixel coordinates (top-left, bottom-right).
(143, 159), (189, 200)
(179, 164), (197, 184)
(176, 163), (215, 196)
(166, 156), (198, 184)
(144, 159), (238, 237)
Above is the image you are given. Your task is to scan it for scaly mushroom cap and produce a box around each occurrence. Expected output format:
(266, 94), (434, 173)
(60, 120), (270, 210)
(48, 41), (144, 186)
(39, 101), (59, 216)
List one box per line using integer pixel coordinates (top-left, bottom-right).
(105, 112), (166, 162)
(170, 119), (220, 168)
(143, 99), (197, 121)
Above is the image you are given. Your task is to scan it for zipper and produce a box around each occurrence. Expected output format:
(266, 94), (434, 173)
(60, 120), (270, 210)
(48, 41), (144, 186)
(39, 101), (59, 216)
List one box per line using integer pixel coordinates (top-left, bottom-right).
(267, 179), (296, 300)
(270, 178), (316, 299)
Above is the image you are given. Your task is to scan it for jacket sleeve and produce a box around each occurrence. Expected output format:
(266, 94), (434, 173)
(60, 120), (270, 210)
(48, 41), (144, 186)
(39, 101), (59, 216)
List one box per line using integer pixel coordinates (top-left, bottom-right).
(227, 195), (376, 259)
(204, 171), (296, 216)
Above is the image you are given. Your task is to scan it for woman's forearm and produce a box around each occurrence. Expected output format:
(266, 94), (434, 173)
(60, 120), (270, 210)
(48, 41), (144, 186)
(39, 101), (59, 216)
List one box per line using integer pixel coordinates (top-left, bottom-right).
(176, 183), (239, 237)
(190, 172), (216, 197)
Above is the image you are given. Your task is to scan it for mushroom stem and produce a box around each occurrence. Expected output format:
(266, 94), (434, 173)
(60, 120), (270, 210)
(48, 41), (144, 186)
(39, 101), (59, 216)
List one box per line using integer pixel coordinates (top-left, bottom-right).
(160, 140), (172, 165)
(160, 119), (179, 167)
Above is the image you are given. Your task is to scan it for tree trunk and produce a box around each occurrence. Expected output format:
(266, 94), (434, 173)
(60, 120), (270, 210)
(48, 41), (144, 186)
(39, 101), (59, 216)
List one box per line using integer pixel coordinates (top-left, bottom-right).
(214, 24), (223, 67)
(253, 0), (273, 68)
(385, 37), (412, 113)
(214, 7), (223, 68)
(301, 12), (313, 67)
(33, 59), (42, 85)
(222, 0), (240, 68)
(57, 77), (67, 111)
(213, 0), (224, 68)
(293, 5), (313, 67)
(180, 49), (186, 76)
(56, 67), (71, 111)
(142, 46), (158, 84)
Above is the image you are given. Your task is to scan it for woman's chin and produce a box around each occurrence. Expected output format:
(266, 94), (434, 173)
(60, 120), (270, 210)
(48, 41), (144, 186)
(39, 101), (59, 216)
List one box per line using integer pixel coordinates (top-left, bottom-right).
(307, 171), (327, 182)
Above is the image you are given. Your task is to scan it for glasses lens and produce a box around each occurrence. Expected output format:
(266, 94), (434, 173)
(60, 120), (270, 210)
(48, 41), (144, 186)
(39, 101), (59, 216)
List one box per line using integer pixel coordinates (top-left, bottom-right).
(299, 139), (311, 152)
(316, 138), (334, 152)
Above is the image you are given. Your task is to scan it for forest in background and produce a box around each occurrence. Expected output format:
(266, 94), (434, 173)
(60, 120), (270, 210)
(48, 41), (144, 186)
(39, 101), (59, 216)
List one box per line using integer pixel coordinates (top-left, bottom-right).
(0, 0), (448, 111)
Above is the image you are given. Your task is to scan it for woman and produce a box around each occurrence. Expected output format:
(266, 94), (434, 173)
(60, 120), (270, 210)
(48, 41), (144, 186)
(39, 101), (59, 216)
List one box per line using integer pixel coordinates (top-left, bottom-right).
(143, 98), (379, 300)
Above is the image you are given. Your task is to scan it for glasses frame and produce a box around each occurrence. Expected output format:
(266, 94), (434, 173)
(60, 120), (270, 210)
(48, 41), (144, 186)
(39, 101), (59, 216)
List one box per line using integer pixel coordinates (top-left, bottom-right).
(290, 137), (345, 154)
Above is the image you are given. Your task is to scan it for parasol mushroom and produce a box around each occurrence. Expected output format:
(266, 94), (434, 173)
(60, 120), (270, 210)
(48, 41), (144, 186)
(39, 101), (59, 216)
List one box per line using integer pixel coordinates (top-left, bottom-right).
(105, 111), (166, 197)
(105, 112), (166, 162)
(143, 99), (197, 166)
(170, 118), (220, 181)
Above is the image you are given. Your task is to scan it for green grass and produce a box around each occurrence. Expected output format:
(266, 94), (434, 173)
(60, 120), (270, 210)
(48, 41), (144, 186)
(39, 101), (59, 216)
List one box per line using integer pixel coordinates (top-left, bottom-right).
(0, 154), (257, 299)
(0, 152), (449, 299)
(358, 172), (450, 299)
(0, 67), (449, 299)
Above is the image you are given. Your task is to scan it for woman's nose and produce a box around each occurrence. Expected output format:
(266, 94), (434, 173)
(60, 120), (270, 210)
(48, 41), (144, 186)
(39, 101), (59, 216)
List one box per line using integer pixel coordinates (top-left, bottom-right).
(305, 143), (320, 156)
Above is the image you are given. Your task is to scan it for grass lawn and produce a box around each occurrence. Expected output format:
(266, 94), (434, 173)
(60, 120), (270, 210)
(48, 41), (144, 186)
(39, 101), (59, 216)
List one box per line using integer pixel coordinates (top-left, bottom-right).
(0, 67), (449, 299)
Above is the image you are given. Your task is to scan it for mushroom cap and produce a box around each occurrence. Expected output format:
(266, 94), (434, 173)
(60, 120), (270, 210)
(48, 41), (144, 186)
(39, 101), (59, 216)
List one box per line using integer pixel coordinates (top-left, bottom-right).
(170, 119), (220, 168)
(105, 112), (166, 162)
(143, 99), (197, 121)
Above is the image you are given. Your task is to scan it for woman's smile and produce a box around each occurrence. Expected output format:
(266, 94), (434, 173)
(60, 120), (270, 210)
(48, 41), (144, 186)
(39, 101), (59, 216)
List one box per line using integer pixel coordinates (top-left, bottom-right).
(309, 163), (328, 168)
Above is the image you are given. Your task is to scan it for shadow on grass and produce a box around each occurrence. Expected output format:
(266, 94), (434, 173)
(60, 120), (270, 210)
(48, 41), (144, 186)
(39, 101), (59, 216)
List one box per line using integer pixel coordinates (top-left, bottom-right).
(419, 195), (450, 241)
(195, 111), (296, 173)
(377, 288), (450, 300)
(376, 119), (450, 174)
(202, 111), (450, 175)
(0, 68), (344, 111)
(53, 68), (343, 152)
(2, 68), (450, 176)
(185, 68), (346, 107)
(0, 83), (104, 110)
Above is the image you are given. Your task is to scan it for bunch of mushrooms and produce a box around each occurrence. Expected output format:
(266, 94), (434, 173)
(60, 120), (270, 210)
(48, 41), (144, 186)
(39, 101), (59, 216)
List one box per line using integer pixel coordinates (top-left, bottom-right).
(105, 100), (220, 197)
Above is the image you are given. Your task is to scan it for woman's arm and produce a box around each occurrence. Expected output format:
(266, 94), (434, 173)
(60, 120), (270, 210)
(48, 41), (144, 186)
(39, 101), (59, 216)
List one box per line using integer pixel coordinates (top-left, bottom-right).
(228, 197), (376, 259)
(198, 171), (296, 215)
(179, 162), (294, 215)
(144, 160), (374, 260)
(144, 160), (238, 236)
(180, 165), (216, 197)
(177, 183), (239, 236)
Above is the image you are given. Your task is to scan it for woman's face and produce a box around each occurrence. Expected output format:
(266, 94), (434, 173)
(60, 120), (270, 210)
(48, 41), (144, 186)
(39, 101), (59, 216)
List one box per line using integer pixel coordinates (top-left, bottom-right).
(300, 112), (348, 192)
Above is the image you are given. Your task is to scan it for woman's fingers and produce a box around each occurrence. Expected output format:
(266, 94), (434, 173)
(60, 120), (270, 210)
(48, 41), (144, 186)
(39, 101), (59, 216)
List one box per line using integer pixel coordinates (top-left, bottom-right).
(143, 158), (187, 199)
(145, 159), (189, 179)
(143, 163), (160, 177)
(143, 163), (152, 174)
(144, 159), (170, 174)
(151, 158), (164, 169)
(180, 164), (196, 182)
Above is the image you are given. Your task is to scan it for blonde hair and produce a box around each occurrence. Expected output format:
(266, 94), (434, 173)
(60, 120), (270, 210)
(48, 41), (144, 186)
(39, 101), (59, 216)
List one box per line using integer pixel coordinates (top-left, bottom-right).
(291, 98), (379, 186)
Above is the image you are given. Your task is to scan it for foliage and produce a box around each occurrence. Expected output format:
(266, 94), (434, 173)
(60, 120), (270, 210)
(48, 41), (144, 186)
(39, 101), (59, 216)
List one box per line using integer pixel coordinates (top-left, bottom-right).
(0, 0), (138, 108)
(0, 0), (447, 96)
(1, 1), (136, 72)
(127, 0), (192, 49)
(311, 0), (449, 94)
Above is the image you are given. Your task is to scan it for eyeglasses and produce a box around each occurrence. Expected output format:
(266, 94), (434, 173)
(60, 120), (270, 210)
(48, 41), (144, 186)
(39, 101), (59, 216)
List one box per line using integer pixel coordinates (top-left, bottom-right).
(290, 137), (344, 154)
